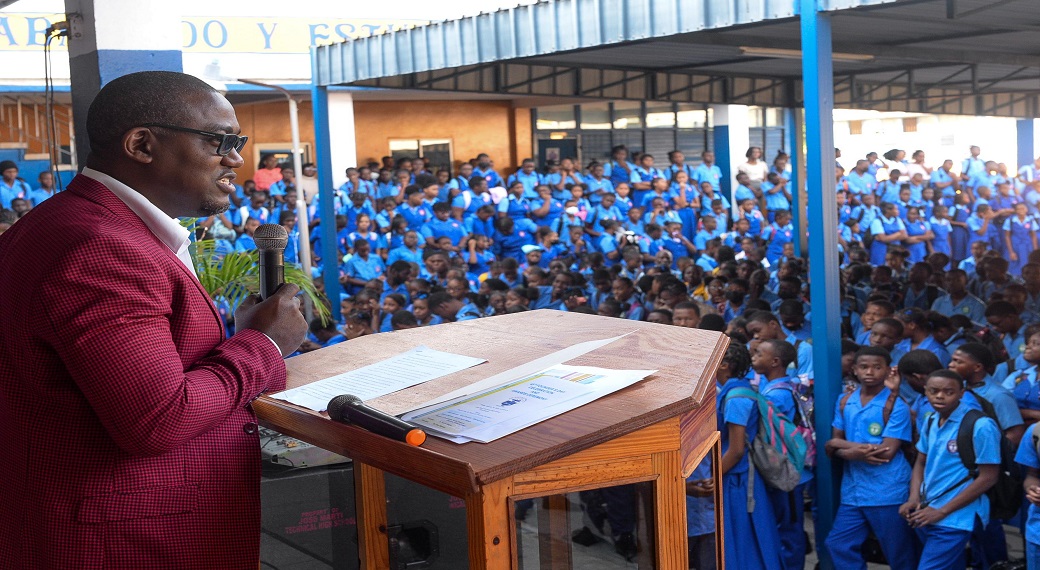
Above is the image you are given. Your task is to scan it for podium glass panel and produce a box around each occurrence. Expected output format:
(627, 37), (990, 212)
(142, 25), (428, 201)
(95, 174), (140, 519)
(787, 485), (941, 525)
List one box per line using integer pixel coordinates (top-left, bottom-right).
(515, 482), (662, 570)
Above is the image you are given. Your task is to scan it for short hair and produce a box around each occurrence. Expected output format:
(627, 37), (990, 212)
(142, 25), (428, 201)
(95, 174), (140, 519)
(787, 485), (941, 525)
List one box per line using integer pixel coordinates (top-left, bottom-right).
(698, 314), (726, 331)
(874, 317), (904, 336)
(985, 300), (1018, 318)
(426, 291), (454, 311)
(854, 346), (892, 366)
(841, 339), (861, 355)
(777, 299), (804, 317)
(747, 311), (780, 326)
(954, 342), (994, 372)
(762, 339), (797, 369)
(897, 308), (931, 330)
(86, 71), (218, 156)
(897, 349), (942, 377)
(928, 369), (965, 387)
(391, 310), (418, 328)
(432, 201), (451, 214)
(673, 301), (701, 314)
(865, 299), (896, 315)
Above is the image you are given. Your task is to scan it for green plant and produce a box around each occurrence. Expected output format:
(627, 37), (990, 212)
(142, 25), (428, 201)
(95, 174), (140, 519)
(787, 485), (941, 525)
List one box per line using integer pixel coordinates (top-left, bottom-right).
(189, 237), (330, 325)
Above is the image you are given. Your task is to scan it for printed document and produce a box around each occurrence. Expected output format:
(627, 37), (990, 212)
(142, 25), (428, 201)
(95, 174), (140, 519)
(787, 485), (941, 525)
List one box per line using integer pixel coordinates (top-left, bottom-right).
(270, 346), (486, 412)
(403, 364), (655, 443)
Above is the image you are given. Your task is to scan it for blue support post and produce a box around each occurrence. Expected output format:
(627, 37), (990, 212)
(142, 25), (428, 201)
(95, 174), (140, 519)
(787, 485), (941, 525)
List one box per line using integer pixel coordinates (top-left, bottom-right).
(1018, 119), (1035, 171)
(311, 67), (341, 323)
(713, 125), (733, 203)
(801, 0), (842, 567)
(785, 108), (803, 257)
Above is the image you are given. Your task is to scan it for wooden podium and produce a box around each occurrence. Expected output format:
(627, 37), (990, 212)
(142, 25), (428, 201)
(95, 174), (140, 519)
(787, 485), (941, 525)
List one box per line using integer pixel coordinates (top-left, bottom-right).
(254, 311), (728, 569)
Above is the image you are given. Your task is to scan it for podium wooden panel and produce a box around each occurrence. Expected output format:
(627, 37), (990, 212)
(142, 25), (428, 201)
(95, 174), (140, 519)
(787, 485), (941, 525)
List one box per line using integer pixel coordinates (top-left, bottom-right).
(254, 311), (727, 570)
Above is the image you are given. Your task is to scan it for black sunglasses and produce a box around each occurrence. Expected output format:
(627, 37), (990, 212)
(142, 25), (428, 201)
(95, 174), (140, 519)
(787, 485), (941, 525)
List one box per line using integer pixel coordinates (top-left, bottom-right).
(141, 123), (248, 156)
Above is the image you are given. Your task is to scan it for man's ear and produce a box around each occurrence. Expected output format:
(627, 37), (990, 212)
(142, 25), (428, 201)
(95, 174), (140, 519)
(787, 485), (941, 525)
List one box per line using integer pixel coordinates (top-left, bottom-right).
(122, 127), (156, 165)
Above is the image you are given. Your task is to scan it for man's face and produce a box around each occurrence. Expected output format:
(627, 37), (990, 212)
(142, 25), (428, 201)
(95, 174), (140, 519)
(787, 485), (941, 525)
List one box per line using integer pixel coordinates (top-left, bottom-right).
(673, 308), (699, 328)
(702, 152), (714, 164)
(869, 324), (899, 350)
(745, 320), (777, 341)
(426, 255), (447, 275)
(611, 280), (632, 302)
(860, 303), (888, 329)
(2, 167), (16, 182)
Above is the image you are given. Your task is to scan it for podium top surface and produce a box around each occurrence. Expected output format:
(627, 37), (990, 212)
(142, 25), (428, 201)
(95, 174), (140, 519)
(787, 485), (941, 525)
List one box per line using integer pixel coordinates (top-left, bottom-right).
(255, 310), (727, 495)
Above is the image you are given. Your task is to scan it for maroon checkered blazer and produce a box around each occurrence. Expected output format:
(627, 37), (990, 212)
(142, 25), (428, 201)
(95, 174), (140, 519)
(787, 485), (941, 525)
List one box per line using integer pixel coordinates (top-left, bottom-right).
(0, 174), (286, 569)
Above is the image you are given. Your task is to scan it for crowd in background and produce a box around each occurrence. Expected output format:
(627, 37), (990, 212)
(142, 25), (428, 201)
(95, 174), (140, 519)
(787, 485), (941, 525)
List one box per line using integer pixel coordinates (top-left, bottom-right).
(7, 141), (1040, 568)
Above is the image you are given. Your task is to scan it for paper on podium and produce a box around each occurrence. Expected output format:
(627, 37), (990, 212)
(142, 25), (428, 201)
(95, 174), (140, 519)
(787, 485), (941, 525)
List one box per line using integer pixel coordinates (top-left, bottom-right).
(398, 333), (635, 415)
(269, 346), (486, 412)
(402, 364), (656, 443)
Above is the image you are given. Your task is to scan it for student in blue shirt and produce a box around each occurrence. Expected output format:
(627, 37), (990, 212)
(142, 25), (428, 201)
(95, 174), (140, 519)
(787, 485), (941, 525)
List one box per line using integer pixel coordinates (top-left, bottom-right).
(530, 185), (565, 228)
(762, 172), (791, 219)
(395, 186), (432, 232)
(465, 234), (496, 276)
(895, 308), (951, 366)
(611, 277), (644, 320)
(235, 218), (260, 252)
(666, 149), (696, 180)
(444, 163), (473, 199)
(463, 205), (497, 239)
(878, 170), (904, 204)
(846, 159), (877, 198)
(27, 171), (57, 206)
(694, 215), (722, 251)
(583, 162), (615, 206)
(1014, 422), (1040, 568)
(690, 150), (721, 193)
(340, 238), (385, 295)
(421, 202), (468, 251)
(427, 291), (482, 323)
(607, 145), (638, 187)
(715, 342), (784, 570)
(824, 347), (917, 570)
(762, 209), (795, 265)
(506, 158), (540, 199)
(987, 301), (1029, 363)
(386, 230), (424, 267)
(453, 178), (495, 221)
(751, 339), (810, 570)
(0, 161), (32, 209)
(497, 182), (531, 221)
(492, 216), (534, 262)
(900, 369), (1000, 570)
(472, 153), (503, 188)
(341, 192), (377, 233)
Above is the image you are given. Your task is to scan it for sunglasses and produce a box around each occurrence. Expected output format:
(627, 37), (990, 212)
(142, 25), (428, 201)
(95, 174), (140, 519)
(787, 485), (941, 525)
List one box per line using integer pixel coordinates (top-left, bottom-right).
(141, 123), (248, 156)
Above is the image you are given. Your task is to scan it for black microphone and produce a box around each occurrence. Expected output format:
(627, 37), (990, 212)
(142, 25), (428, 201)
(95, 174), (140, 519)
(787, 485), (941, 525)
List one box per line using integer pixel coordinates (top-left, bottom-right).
(327, 394), (427, 446)
(254, 224), (287, 300)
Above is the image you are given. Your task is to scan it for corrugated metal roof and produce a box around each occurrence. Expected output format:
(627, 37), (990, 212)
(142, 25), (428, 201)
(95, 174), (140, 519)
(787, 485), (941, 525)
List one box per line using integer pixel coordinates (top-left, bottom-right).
(314, 0), (894, 86)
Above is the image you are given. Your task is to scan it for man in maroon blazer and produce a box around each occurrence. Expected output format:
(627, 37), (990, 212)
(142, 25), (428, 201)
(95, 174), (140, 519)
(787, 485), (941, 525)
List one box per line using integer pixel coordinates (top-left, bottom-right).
(0, 71), (308, 568)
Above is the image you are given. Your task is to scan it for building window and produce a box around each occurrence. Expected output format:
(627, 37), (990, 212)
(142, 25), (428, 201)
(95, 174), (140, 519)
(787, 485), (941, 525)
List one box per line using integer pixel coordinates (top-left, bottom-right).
(902, 117), (918, 133)
(535, 105), (577, 130)
(612, 102), (642, 129)
(848, 120), (863, 135)
(389, 139), (453, 174)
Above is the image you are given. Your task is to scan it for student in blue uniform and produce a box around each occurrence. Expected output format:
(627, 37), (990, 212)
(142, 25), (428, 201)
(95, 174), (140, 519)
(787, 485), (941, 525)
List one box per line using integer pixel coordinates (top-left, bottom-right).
(903, 206), (933, 264)
(1004, 201), (1038, 275)
(761, 209), (795, 265)
(900, 369), (1000, 570)
(715, 342), (784, 570)
(868, 202), (908, 266)
(1002, 327), (1040, 422)
(895, 308), (951, 366)
(824, 346), (917, 570)
(751, 339), (809, 570)
(1014, 421), (1040, 569)
(421, 202), (468, 250)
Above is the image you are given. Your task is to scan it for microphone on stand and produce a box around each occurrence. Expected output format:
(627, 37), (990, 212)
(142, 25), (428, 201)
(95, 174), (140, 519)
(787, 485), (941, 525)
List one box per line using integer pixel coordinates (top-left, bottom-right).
(254, 224), (288, 300)
(327, 394), (427, 447)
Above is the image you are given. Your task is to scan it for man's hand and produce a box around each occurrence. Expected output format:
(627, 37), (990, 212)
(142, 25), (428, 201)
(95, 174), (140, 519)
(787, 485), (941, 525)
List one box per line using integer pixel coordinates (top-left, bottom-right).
(235, 284), (308, 357)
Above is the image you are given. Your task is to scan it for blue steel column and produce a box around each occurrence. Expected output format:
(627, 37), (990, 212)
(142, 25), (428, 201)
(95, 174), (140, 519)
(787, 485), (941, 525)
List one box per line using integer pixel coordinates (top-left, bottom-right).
(311, 63), (341, 322)
(785, 108), (803, 257)
(801, 0), (841, 567)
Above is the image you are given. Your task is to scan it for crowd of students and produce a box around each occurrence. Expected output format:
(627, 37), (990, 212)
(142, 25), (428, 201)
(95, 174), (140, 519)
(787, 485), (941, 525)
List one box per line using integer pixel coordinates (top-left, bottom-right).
(6, 142), (1040, 569)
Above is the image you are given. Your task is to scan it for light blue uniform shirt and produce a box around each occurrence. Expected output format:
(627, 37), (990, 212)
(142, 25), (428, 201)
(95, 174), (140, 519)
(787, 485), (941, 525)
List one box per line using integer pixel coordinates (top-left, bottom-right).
(833, 387), (913, 506)
(931, 293), (986, 325)
(1014, 423), (1040, 546)
(916, 404), (1001, 531)
(686, 459), (715, 537)
(970, 376), (1024, 433)
(895, 335), (950, 366)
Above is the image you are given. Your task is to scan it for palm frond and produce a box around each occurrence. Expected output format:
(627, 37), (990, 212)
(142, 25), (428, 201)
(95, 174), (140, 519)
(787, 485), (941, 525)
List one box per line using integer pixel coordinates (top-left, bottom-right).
(190, 238), (330, 325)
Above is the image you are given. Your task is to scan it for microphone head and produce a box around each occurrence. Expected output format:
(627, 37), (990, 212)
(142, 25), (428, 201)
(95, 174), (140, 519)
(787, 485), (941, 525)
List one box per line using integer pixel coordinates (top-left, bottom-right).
(254, 223), (288, 251)
(327, 394), (362, 421)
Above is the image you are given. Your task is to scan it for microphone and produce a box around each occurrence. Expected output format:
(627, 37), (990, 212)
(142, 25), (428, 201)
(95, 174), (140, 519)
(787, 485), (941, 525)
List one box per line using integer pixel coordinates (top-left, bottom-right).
(327, 394), (427, 447)
(254, 224), (287, 300)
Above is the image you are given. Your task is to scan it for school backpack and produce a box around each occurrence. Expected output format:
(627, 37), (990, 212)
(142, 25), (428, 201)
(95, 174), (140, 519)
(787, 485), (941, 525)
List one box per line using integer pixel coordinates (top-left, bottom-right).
(724, 387), (809, 493)
(765, 375), (817, 469)
(928, 393), (1023, 521)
